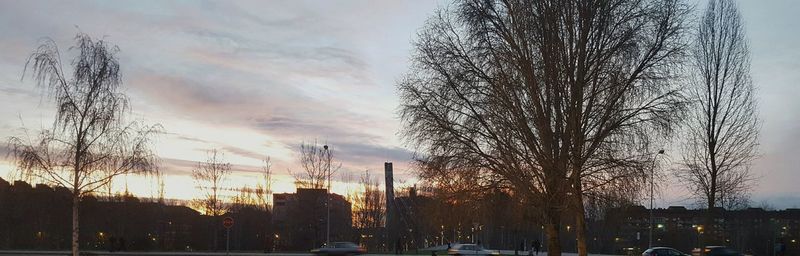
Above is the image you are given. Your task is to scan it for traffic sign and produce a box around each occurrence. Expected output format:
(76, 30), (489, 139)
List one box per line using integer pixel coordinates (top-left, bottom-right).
(223, 217), (234, 229)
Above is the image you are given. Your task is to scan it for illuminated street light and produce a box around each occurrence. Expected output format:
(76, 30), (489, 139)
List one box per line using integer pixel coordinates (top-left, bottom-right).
(324, 144), (331, 247)
(648, 149), (664, 249)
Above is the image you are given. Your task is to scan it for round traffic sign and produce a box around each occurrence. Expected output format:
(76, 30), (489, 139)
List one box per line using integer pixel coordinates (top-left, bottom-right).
(223, 217), (234, 229)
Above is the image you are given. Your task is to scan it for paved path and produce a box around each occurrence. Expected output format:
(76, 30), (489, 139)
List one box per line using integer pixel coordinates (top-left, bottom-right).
(0, 250), (612, 256)
(0, 251), (620, 256)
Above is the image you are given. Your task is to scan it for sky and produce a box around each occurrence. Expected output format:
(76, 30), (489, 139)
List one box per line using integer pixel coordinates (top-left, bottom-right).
(0, 0), (797, 209)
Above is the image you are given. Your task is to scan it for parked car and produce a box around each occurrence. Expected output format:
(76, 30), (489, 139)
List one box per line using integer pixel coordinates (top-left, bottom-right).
(447, 244), (500, 256)
(311, 242), (366, 256)
(643, 247), (690, 256)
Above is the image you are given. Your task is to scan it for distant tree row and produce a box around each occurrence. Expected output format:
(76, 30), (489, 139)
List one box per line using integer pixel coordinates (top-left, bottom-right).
(0, 177), (272, 251)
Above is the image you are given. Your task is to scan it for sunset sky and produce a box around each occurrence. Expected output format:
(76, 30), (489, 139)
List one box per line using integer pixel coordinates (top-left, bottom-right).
(0, 0), (798, 209)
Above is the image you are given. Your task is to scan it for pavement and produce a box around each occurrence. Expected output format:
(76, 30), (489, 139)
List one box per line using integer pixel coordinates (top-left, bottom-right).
(0, 251), (620, 256)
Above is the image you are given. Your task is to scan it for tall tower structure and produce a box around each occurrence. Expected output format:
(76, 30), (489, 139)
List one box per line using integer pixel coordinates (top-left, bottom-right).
(384, 162), (396, 247)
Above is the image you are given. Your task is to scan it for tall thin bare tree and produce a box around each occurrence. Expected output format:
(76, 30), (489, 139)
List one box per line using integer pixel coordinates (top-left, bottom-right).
(352, 170), (385, 230)
(291, 140), (339, 190)
(157, 172), (166, 204)
(192, 149), (231, 216)
(255, 156), (274, 211)
(399, 1), (688, 255)
(678, 0), (759, 241)
(192, 149), (231, 251)
(7, 33), (160, 256)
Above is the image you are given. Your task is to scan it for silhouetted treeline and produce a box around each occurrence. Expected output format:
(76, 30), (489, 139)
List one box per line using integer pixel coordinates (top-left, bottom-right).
(378, 185), (799, 256)
(0, 177), (273, 251)
(382, 186), (544, 252)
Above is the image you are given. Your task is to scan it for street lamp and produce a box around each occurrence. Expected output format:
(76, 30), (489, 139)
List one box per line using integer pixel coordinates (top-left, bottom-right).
(324, 144), (331, 247)
(441, 225), (445, 245)
(649, 149), (664, 249)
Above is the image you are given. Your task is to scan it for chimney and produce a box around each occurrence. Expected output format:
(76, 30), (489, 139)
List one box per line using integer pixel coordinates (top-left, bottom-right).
(384, 162), (395, 204)
(384, 162), (395, 241)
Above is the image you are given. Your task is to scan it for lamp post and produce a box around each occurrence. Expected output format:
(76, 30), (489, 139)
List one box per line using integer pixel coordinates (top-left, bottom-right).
(649, 149), (664, 249)
(324, 144), (331, 247)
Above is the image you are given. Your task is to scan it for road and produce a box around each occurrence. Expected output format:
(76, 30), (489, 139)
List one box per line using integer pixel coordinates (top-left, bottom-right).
(0, 251), (620, 256)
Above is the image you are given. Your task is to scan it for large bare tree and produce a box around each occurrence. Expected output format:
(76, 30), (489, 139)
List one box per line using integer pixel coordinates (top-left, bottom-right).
(291, 140), (339, 190)
(192, 149), (231, 251)
(8, 33), (159, 256)
(677, 0), (759, 241)
(399, 1), (688, 255)
(352, 170), (385, 230)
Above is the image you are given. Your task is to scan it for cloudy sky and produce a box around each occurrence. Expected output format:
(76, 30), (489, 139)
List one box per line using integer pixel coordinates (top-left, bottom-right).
(0, 0), (797, 209)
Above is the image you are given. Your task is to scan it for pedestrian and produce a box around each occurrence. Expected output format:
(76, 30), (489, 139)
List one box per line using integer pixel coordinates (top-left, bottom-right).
(532, 240), (540, 256)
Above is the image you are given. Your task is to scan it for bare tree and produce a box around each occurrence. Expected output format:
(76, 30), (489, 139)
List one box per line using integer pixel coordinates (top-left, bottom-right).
(231, 185), (258, 208)
(291, 140), (339, 189)
(101, 171), (116, 198)
(677, 0), (759, 242)
(415, 157), (503, 204)
(399, 1), (688, 255)
(255, 156), (274, 211)
(192, 149), (231, 216)
(157, 172), (166, 204)
(7, 33), (159, 256)
(352, 170), (385, 230)
(191, 149), (231, 251)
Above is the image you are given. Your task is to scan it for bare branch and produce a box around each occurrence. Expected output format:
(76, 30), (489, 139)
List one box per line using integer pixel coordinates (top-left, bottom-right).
(290, 140), (339, 190)
(191, 149), (231, 217)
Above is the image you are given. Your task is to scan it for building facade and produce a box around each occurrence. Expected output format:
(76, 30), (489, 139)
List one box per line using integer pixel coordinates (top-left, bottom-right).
(272, 188), (352, 251)
(597, 206), (800, 255)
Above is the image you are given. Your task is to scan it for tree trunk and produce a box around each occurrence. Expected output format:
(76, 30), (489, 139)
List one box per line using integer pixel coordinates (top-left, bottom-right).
(571, 169), (588, 256)
(544, 209), (561, 256)
(71, 193), (80, 256)
(575, 197), (588, 256)
(705, 177), (717, 246)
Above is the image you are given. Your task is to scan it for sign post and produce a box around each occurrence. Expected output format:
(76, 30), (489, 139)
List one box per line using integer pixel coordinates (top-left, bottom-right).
(223, 217), (234, 256)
